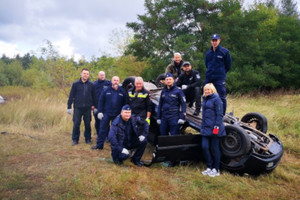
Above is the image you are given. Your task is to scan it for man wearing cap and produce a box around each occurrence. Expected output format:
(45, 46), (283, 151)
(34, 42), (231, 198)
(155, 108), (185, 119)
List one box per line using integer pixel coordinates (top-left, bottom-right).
(204, 33), (232, 115)
(67, 68), (97, 146)
(128, 77), (152, 125)
(92, 76), (127, 150)
(93, 71), (111, 135)
(176, 61), (201, 115)
(165, 52), (184, 79)
(108, 105), (148, 166)
(157, 72), (186, 135)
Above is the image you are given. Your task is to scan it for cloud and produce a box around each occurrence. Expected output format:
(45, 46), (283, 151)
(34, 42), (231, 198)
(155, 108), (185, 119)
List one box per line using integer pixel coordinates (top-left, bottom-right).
(0, 0), (145, 60)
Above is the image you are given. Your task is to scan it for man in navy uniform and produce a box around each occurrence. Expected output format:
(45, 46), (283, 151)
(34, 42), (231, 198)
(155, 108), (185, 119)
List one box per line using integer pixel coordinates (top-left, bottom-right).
(93, 71), (111, 135)
(92, 76), (127, 150)
(157, 73), (186, 136)
(176, 61), (201, 116)
(67, 68), (97, 146)
(127, 77), (152, 125)
(204, 33), (232, 115)
(108, 105), (148, 166)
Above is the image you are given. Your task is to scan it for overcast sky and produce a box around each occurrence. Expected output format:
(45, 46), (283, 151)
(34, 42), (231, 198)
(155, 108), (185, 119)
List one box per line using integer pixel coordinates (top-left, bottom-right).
(0, 0), (299, 61)
(0, 0), (145, 60)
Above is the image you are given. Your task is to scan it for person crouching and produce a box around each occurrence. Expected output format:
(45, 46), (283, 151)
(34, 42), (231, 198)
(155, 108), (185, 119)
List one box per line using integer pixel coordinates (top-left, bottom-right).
(108, 105), (147, 166)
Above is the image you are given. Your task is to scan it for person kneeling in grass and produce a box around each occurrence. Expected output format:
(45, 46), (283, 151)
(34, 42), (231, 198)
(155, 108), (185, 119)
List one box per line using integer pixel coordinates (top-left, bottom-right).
(108, 105), (148, 167)
(201, 83), (226, 177)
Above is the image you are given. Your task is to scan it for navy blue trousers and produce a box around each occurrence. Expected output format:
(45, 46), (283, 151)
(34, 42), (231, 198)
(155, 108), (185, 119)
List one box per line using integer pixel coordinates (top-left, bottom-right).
(72, 107), (92, 142)
(111, 139), (147, 163)
(160, 117), (180, 136)
(96, 114), (116, 148)
(203, 80), (227, 115)
(201, 136), (221, 170)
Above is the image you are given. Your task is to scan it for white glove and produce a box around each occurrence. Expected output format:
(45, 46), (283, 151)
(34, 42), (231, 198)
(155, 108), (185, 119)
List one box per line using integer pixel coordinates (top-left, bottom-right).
(178, 119), (185, 124)
(97, 112), (104, 120)
(139, 135), (145, 142)
(67, 109), (72, 115)
(157, 119), (161, 125)
(121, 148), (129, 155)
(93, 108), (98, 114)
(182, 85), (188, 90)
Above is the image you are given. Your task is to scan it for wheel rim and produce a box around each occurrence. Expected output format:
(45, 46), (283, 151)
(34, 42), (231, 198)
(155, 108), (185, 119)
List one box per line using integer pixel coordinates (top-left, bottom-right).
(247, 118), (262, 130)
(222, 130), (242, 153)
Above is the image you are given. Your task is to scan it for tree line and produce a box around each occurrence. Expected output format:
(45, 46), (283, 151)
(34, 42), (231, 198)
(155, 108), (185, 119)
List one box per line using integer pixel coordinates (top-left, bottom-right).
(0, 0), (299, 94)
(126, 0), (300, 93)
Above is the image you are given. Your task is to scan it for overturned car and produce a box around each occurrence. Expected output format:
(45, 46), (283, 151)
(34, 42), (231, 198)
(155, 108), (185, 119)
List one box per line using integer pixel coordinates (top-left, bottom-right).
(123, 78), (284, 175)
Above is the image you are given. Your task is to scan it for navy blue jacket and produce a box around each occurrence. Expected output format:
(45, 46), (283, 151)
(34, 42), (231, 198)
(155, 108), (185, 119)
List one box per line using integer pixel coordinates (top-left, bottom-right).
(108, 115), (148, 153)
(108, 115), (131, 153)
(205, 45), (232, 82)
(176, 69), (201, 89)
(157, 85), (186, 120)
(67, 79), (96, 109)
(98, 86), (127, 117)
(128, 87), (152, 119)
(201, 93), (226, 137)
(93, 79), (111, 103)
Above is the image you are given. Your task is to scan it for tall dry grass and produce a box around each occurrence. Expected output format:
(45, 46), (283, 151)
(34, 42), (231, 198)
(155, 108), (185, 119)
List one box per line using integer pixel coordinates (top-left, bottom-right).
(0, 87), (299, 200)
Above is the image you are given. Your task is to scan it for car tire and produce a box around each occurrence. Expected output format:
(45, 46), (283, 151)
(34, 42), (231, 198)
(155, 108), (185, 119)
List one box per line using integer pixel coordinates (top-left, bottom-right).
(155, 73), (165, 87)
(220, 124), (251, 158)
(241, 112), (268, 133)
(122, 76), (136, 91)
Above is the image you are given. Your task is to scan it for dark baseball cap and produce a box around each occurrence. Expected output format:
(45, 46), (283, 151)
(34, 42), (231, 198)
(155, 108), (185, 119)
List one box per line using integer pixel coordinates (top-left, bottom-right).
(183, 61), (191, 66)
(211, 33), (220, 40)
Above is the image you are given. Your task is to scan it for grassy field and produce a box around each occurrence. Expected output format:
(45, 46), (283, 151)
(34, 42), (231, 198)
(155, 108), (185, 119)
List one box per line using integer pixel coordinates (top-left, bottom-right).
(0, 87), (299, 200)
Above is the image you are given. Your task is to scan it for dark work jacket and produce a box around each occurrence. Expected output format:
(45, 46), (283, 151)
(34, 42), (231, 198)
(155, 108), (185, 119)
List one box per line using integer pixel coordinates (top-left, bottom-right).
(93, 79), (111, 103)
(165, 60), (184, 79)
(176, 69), (201, 89)
(98, 86), (127, 117)
(201, 93), (226, 137)
(67, 78), (96, 109)
(205, 45), (232, 82)
(157, 85), (186, 120)
(128, 87), (152, 119)
(108, 115), (131, 153)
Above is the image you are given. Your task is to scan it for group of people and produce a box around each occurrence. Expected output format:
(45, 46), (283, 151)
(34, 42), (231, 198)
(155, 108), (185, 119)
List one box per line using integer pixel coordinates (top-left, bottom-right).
(67, 33), (232, 176)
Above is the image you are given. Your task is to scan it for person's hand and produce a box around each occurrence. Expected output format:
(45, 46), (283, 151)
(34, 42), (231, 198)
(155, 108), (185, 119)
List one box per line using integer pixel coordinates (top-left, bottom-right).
(139, 135), (145, 142)
(178, 119), (185, 124)
(146, 118), (150, 125)
(97, 112), (104, 120)
(122, 148), (129, 155)
(182, 85), (188, 90)
(93, 108), (98, 114)
(213, 126), (219, 135)
(67, 109), (72, 115)
(157, 119), (161, 125)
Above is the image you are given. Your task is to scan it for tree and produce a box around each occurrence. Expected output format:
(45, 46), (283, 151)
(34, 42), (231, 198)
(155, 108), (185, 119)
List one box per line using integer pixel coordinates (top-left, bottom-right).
(280, 0), (299, 17)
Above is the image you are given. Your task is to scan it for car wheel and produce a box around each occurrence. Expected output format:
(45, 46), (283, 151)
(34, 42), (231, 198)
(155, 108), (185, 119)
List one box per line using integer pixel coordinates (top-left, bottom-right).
(122, 76), (136, 91)
(220, 125), (251, 158)
(241, 112), (268, 133)
(155, 73), (165, 87)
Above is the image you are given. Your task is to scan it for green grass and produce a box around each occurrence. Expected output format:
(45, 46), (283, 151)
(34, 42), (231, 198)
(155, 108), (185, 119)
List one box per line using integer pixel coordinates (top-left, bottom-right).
(0, 87), (299, 200)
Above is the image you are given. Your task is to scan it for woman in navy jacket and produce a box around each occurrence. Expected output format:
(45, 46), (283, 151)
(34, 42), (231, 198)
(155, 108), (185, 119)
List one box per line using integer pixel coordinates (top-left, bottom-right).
(201, 83), (226, 177)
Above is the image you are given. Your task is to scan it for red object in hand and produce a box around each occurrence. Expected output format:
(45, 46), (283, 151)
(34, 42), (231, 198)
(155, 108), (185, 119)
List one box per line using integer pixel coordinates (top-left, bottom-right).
(213, 126), (219, 135)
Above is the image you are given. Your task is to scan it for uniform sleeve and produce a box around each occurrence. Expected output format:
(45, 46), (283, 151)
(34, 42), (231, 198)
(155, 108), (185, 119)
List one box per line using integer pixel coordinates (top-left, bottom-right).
(157, 91), (164, 120)
(225, 51), (232, 73)
(189, 72), (201, 88)
(176, 74), (183, 87)
(67, 83), (75, 109)
(98, 89), (106, 113)
(108, 125), (123, 153)
(178, 90), (186, 120)
(214, 97), (224, 127)
(91, 84), (97, 107)
(146, 91), (152, 113)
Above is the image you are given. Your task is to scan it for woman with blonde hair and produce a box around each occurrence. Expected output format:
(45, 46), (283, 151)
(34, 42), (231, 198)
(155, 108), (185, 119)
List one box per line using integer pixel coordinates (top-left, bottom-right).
(201, 83), (226, 177)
